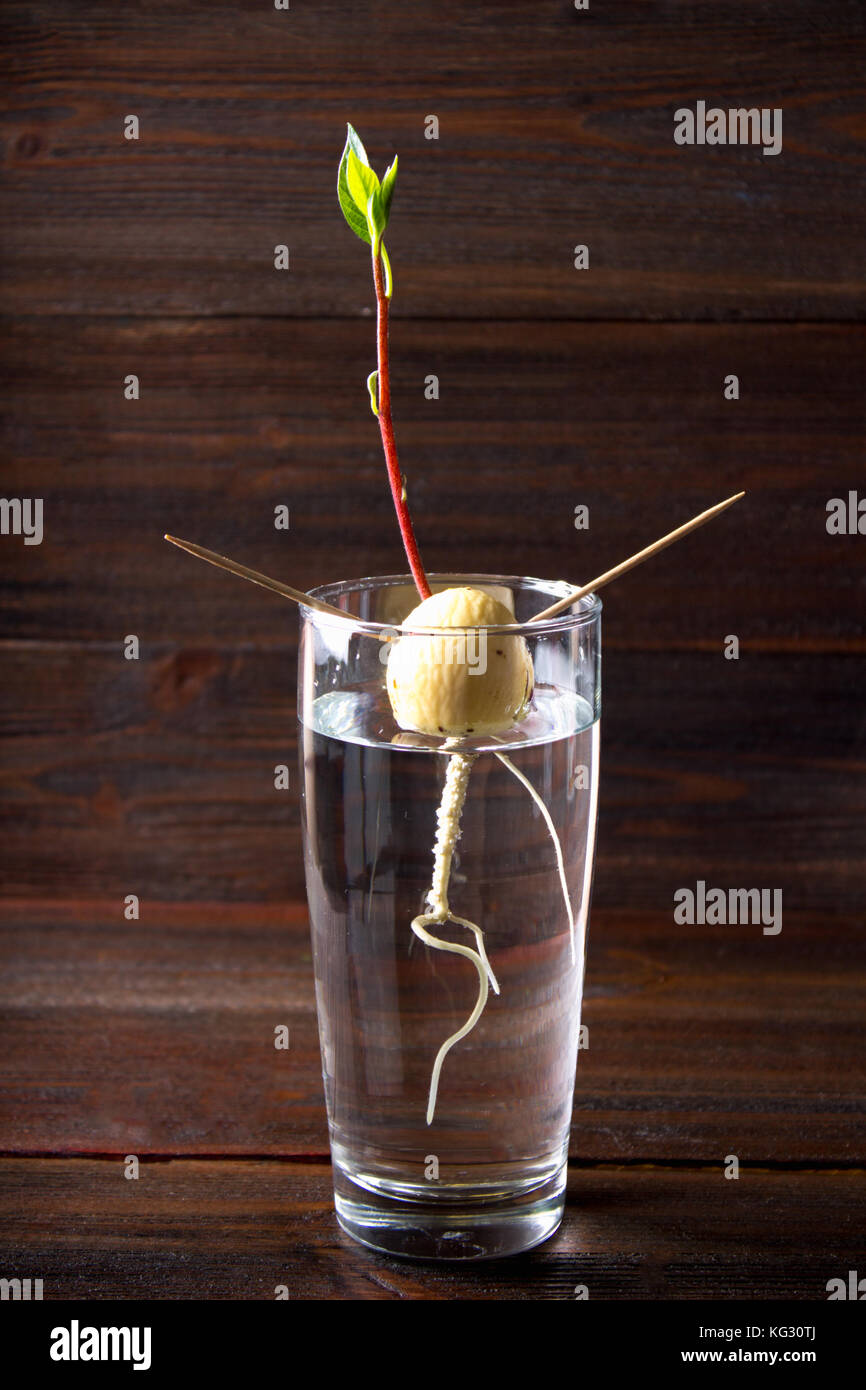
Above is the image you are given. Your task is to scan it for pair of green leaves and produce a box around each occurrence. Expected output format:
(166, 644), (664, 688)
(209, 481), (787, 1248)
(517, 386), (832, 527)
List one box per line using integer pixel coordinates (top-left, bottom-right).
(338, 124), (397, 262)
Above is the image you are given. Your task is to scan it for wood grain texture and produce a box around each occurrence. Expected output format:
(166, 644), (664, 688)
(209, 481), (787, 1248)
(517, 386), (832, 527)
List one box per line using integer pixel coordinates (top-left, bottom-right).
(0, 644), (863, 906)
(1, 900), (862, 1161)
(1, 2), (864, 1297)
(0, 1157), (861, 1299)
(1, 2), (864, 318)
(1, 317), (863, 644)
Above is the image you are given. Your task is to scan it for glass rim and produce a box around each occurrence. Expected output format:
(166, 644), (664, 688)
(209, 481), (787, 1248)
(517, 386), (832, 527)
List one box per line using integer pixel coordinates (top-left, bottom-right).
(301, 571), (602, 638)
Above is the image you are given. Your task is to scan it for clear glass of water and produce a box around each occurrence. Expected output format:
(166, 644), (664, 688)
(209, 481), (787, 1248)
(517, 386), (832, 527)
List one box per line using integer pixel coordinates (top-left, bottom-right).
(298, 574), (601, 1260)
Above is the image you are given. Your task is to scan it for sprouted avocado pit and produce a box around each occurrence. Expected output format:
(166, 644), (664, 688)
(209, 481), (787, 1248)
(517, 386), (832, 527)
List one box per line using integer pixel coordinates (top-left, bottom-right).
(164, 126), (744, 1135)
(384, 584), (575, 1123)
(341, 127), (584, 1123)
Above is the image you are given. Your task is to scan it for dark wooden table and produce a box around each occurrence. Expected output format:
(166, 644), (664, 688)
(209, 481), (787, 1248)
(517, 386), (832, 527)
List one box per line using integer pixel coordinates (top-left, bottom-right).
(1, 2), (864, 1300)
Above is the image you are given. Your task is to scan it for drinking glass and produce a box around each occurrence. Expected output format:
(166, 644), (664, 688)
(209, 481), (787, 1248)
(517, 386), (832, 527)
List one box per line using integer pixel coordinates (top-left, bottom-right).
(298, 573), (601, 1259)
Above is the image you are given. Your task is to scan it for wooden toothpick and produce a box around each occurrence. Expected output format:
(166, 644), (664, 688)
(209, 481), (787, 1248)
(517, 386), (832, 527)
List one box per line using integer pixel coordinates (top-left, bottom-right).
(528, 492), (745, 624)
(166, 490), (745, 636)
(164, 535), (352, 621)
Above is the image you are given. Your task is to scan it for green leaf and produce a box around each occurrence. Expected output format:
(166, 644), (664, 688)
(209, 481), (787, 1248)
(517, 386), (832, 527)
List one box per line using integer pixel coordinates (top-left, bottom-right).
(366, 187), (387, 248)
(347, 147), (379, 207)
(367, 370), (379, 416)
(338, 127), (398, 252)
(337, 125), (373, 244)
(380, 241), (393, 299)
(345, 123), (370, 167)
(380, 156), (398, 221)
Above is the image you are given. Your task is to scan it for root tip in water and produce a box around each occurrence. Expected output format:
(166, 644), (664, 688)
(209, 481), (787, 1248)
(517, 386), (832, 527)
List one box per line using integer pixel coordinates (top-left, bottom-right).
(494, 749), (577, 965)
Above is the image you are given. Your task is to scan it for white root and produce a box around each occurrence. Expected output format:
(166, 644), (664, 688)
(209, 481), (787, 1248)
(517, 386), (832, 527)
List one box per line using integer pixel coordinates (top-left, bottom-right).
(389, 586), (584, 1125)
(413, 744), (579, 1125)
(493, 750), (577, 966)
(412, 750), (499, 1126)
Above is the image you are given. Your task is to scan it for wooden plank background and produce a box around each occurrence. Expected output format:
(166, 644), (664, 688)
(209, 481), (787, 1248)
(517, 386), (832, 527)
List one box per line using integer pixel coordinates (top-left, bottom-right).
(1, 1), (864, 319)
(2, 1159), (862, 1300)
(0, 1), (864, 1299)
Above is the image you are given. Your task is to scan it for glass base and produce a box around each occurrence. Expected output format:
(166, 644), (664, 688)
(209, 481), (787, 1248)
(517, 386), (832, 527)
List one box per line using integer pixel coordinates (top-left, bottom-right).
(333, 1159), (567, 1261)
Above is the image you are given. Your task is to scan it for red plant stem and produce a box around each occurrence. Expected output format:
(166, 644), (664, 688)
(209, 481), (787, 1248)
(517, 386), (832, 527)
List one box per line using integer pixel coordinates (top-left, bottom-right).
(372, 244), (431, 600)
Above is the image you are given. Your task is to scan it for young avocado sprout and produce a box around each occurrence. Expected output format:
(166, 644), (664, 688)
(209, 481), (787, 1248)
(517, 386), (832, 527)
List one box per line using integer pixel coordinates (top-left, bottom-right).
(164, 134), (745, 1131)
(339, 126), (578, 1125)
